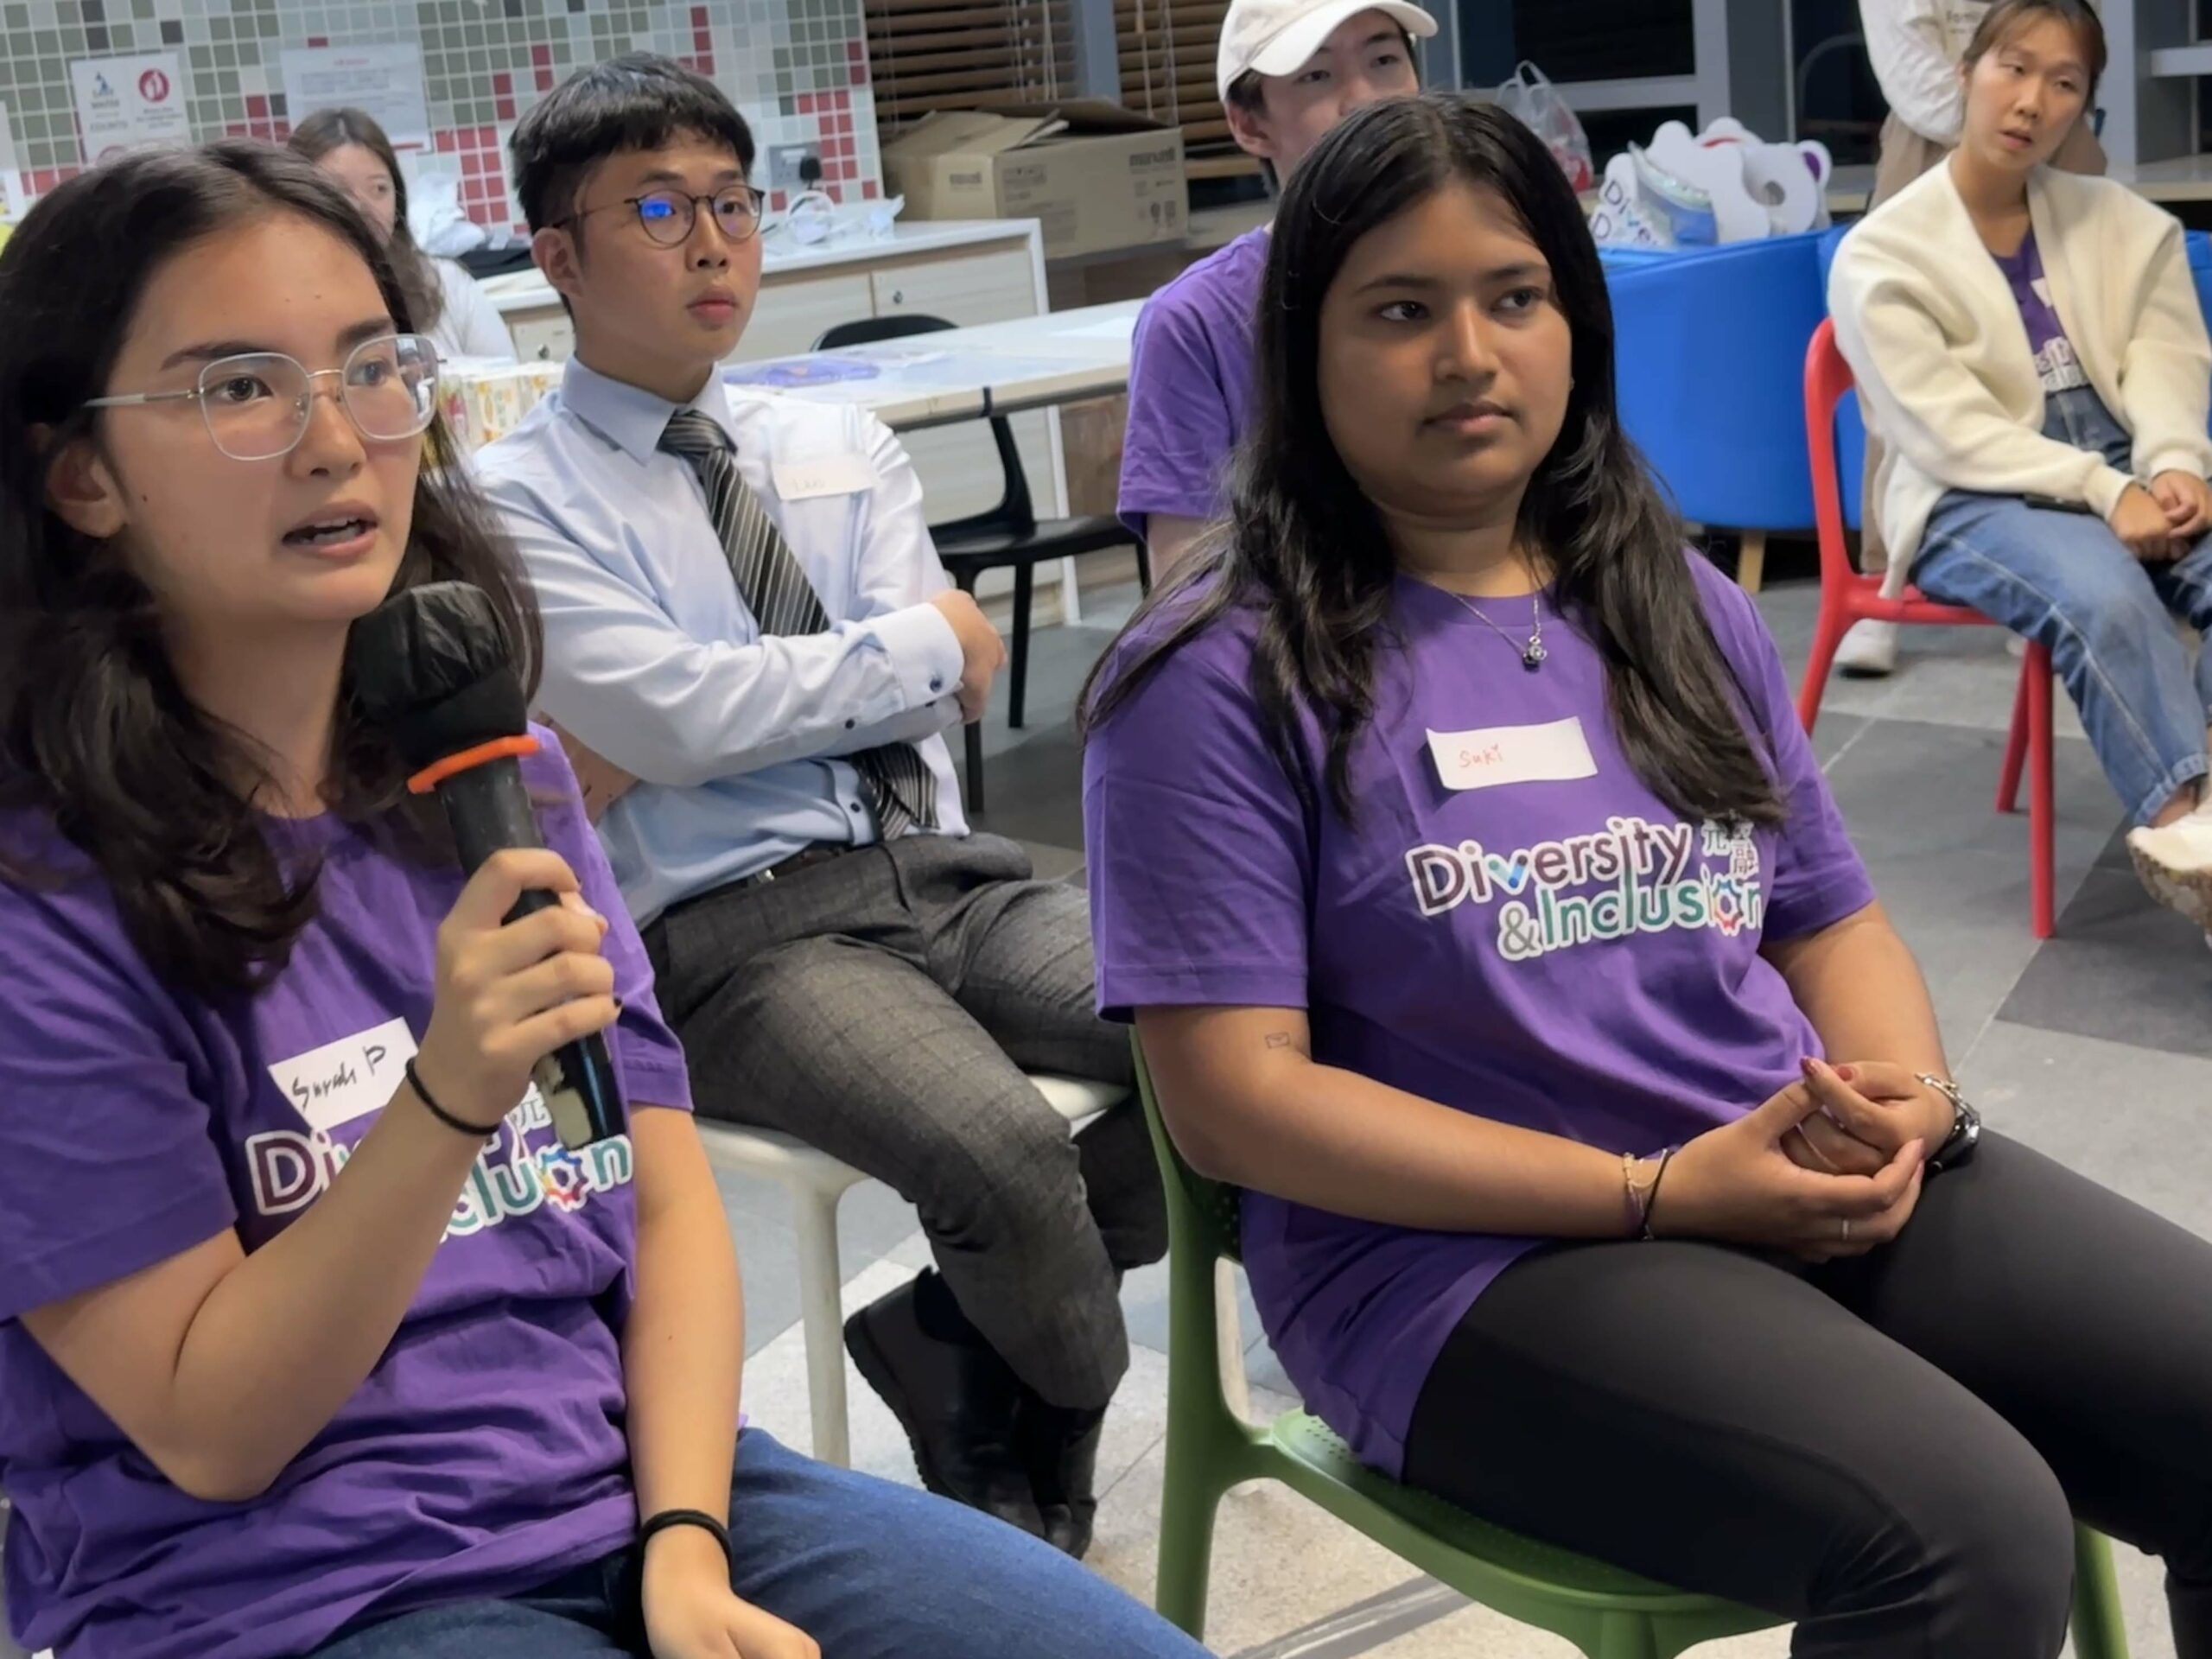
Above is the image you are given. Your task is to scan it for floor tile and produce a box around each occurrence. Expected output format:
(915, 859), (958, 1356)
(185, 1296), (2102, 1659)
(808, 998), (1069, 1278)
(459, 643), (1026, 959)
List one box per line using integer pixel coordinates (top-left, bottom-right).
(1756, 580), (2088, 741)
(1819, 715), (2119, 869)
(1999, 843), (2212, 1060)
(1853, 844), (2061, 1052)
(1085, 1398), (1426, 1655)
(1119, 1255), (1263, 1363)
(968, 724), (1086, 846)
(1955, 1020), (2212, 1236)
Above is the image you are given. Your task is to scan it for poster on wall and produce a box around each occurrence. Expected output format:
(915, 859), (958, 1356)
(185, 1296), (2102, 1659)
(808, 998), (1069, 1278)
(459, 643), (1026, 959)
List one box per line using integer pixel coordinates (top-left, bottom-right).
(0, 101), (28, 221)
(70, 52), (189, 163)
(280, 44), (432, 151)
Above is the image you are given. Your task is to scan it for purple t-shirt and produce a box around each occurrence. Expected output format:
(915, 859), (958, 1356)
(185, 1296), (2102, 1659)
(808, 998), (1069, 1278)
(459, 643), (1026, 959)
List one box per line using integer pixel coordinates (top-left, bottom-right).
(1084, 556), (1875, 1476)
(1117, 227), (1268, 537)
(0, 731), (693, 1659)
(1995, 230), (2088, 393)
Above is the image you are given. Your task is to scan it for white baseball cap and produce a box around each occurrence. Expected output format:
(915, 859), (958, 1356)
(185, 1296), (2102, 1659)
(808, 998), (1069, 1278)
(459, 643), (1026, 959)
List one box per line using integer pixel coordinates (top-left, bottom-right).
(1217, 0), (1438, 103)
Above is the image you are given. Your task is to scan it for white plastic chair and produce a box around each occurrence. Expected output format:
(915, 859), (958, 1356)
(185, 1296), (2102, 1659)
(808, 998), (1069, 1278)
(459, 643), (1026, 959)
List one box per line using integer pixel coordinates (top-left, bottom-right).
(696, 1073), (1248, 1466)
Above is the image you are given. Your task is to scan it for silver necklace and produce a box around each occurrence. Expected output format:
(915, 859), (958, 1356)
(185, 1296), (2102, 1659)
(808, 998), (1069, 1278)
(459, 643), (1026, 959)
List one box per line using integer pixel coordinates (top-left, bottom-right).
(1451, 583), (1547, 671)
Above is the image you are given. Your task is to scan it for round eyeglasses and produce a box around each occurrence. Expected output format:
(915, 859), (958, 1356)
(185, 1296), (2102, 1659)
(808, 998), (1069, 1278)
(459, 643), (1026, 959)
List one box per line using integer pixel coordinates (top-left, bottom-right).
(81, 333), (442, 462)
(560, 187), (764, 248)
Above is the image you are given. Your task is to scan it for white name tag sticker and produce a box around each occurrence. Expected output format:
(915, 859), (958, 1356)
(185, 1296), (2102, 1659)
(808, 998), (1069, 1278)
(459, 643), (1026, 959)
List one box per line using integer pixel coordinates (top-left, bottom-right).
(1427, 716), (1599, 792)
(268, 1018), (418, 1135)
(772, 452), (873, 500)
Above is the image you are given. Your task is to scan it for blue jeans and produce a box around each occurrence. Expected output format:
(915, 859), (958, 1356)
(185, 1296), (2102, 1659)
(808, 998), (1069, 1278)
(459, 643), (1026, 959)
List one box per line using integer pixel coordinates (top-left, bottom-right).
(1912, 384), (2212, 825)
(310, 1430), (1209, 1659)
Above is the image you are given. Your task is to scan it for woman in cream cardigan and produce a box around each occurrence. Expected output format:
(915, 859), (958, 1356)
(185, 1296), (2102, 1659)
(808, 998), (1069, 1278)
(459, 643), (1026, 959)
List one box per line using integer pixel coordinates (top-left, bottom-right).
(1831, 0), (2212, 931)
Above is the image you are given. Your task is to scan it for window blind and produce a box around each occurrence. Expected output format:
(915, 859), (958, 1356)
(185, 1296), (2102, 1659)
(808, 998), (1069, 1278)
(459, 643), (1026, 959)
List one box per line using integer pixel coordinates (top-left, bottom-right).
(1115, 0), (1257, 181)
(866, 0), (1081, 129)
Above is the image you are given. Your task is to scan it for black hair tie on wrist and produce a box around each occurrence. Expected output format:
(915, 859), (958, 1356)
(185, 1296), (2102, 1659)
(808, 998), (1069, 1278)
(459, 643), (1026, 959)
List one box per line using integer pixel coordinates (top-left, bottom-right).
(404, 1058), (498, 1139)
(640, 1508), (734, 1569)
(1640, 1146), (1680, 1241)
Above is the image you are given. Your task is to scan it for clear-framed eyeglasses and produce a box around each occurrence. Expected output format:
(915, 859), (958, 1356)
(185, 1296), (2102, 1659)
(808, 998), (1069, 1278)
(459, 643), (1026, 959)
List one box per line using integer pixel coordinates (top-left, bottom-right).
(560, 186), (764, 248)
(80, 333), (442, 462)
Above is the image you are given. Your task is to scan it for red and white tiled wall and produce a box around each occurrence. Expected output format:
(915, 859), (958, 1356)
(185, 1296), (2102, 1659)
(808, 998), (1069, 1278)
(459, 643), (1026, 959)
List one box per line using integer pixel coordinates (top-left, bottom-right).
(0, 0), (885, 236)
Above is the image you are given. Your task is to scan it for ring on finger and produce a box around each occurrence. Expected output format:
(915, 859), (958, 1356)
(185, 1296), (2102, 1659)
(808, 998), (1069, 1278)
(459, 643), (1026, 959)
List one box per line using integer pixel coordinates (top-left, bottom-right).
(1840, 1217), (1852, 1243)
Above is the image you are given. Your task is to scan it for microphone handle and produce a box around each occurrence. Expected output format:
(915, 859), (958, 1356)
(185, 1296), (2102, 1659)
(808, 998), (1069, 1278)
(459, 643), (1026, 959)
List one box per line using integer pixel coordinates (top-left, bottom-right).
(434, 759), (628, 1149)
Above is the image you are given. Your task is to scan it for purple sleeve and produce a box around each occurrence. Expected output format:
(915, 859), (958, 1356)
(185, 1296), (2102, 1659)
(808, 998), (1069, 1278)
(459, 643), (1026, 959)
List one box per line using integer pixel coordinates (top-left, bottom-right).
(1689, 559), (1878, 940)
(0, 882), (238, 1321)
(525, 731), (694, 1114)
(1116, 290), (1238, 536)
(1083, 625), (1313, 1017)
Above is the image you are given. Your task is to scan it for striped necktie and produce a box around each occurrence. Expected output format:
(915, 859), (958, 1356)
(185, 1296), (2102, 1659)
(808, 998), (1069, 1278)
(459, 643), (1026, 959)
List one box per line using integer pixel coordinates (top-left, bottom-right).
(660, 408), (937, 836)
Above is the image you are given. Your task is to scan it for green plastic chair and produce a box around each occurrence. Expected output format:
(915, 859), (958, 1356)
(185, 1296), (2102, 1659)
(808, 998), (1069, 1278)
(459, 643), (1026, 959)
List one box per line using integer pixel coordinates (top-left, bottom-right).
(1130, 1037), (2131, 1659)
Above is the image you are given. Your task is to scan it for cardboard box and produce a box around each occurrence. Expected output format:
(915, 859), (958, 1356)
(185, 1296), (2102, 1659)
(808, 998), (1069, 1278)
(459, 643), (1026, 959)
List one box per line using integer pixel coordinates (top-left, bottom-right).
(882, 102), (1186, 261)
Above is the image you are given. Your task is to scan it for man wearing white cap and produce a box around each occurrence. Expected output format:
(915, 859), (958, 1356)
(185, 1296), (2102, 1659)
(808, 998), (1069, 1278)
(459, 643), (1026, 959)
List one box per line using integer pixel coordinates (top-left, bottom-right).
(1118, 0), (1433, 573)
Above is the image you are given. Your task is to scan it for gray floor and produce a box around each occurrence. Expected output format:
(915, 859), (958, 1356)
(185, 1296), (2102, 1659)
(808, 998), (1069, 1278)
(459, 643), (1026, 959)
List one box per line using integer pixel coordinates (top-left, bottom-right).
(6, 571), (2208, 1659)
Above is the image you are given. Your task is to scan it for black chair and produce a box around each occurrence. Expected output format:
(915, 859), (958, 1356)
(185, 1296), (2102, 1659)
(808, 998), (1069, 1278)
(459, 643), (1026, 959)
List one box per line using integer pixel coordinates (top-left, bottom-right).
(813, 313), (1151, 813)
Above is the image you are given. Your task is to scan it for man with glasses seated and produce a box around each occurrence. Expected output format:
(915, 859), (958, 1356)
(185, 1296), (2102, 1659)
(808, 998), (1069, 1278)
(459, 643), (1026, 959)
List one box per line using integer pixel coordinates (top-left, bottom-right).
(474, 55), (1163, 1557)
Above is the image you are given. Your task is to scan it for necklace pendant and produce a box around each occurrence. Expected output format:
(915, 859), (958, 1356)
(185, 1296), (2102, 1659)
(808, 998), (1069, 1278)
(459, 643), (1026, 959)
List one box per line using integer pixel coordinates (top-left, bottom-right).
(1522, 638), (1548, 670)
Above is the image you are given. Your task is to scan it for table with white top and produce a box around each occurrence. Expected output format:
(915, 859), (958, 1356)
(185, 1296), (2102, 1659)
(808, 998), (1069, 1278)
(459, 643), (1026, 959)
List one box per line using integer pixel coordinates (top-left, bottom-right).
(717, 299), (1141, 433)
(720, 300), (1143, 626)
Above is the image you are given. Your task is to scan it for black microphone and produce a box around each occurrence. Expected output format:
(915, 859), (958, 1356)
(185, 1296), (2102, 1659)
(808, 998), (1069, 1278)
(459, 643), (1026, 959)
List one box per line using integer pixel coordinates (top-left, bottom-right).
(352, 581), (626, 1149)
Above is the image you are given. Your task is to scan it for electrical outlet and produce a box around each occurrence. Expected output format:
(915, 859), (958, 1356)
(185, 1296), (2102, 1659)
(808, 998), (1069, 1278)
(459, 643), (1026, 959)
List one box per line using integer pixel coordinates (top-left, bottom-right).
(769, 143), (822, 190)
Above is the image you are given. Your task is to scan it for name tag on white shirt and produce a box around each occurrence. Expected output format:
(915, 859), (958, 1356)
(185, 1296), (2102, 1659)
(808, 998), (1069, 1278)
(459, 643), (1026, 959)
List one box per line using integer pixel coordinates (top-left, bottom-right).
(267, 1017), (418, 1135)
(1427, 716), (1599, 792)
(772, 452), (873, 500)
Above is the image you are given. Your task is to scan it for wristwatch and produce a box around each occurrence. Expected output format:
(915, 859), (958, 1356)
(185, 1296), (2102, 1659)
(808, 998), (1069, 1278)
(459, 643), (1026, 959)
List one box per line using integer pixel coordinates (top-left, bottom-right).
(1915, 1074), (1981, 1172)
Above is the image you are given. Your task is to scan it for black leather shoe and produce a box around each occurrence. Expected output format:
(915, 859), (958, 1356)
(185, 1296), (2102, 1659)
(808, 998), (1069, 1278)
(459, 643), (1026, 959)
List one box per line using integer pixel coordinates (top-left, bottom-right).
(843, 1274), (1046, 1539)
(1016, 1396), (1106, 1559)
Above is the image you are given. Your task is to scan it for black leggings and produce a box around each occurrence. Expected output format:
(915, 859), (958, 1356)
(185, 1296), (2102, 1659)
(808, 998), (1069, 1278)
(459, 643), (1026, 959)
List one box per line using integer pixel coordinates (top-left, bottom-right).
(1402, 1133), (2212, 1657)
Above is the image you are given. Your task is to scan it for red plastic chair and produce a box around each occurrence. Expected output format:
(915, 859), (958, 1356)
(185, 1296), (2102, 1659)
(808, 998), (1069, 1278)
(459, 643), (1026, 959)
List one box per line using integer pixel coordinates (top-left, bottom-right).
(1800, 318), (2058, 938)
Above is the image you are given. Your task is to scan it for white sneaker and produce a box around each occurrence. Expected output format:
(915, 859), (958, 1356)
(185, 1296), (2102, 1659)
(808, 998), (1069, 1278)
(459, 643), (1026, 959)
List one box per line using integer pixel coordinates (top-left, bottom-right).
(2126, 813), (2212, 931)
(1835, 619), (1899, 677)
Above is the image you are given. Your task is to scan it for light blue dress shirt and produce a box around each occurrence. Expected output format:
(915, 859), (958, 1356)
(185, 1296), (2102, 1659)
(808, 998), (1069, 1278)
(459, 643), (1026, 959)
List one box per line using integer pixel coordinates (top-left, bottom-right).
(476, 359), (970, 926)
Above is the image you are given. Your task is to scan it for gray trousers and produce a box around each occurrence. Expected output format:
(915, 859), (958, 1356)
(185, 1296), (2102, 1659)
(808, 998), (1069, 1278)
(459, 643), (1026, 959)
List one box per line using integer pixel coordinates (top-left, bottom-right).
(640, 833), (1161, 1412)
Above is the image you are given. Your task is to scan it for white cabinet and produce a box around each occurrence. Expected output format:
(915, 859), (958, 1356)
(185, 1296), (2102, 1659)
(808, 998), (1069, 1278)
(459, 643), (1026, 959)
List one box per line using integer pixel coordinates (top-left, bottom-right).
(510, 309), (575, 364)
(730, 271), (876, 362)
(871, 246), (1035, 326)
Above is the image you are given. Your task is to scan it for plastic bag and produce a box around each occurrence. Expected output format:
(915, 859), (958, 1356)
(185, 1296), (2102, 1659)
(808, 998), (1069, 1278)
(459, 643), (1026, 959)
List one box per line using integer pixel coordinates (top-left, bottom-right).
(404, 167), (487, 258)
(1629, 142), (1718, 246)
(1496, 60), (1595, 194)
(1588, 153), (1668, 248)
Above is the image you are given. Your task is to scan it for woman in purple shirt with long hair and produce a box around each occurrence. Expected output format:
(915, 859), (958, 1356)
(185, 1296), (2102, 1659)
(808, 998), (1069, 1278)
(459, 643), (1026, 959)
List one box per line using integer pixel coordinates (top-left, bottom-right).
(0, 141), (1206, 1659)
(1084, 92), (2212, 1657)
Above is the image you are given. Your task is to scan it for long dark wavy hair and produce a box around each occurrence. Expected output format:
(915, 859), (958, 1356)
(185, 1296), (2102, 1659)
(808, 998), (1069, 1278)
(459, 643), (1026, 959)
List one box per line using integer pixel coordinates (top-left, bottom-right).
(1083, 93), (1783, 831)
(289, 107), (446, 335)
(0, 141), (538, 994)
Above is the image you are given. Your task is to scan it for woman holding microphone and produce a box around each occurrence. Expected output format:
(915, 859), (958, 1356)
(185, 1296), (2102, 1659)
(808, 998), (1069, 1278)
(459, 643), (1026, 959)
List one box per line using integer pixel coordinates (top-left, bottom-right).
(0, 142), (1205, 1659)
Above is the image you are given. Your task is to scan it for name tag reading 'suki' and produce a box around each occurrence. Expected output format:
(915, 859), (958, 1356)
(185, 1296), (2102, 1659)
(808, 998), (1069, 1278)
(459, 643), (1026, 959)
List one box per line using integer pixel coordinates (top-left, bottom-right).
(1427, 715), (1599, 792)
